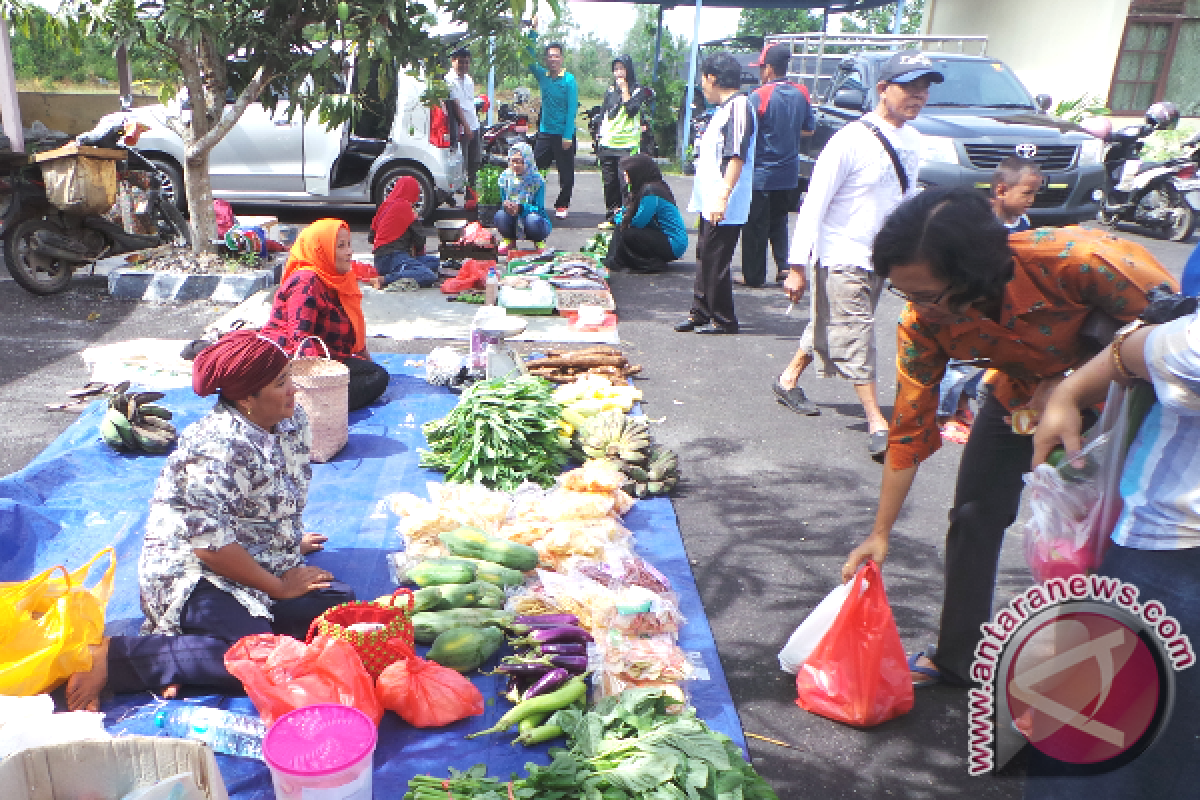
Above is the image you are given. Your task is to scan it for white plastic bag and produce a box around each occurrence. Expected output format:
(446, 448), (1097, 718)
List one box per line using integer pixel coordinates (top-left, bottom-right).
(778, 580), (854, 673)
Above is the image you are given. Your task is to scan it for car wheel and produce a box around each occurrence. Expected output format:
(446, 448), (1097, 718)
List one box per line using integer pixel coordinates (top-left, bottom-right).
(4, 216), (74, 295)
(147, 158), (186, 213)
(374, 166), (436, 222)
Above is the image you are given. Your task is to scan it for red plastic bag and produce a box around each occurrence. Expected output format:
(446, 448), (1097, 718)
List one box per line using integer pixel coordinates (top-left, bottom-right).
(794, 562), (914, 727)
(377, 649), (485, 728)
(224, 634), (383, 727)
(440, 259), (494, 294)
(351, 259), (379, 281)
(213, 199), (236, 236)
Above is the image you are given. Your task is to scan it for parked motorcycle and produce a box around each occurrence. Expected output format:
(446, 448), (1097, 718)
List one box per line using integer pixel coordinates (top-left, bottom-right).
(1089, 101), (1200, 243)
(481, 90), (535, 167)
(1, 119), (191, 295)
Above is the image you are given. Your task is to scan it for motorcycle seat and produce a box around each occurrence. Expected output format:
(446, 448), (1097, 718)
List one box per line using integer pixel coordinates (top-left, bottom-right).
(1135, 161), (1165, 173)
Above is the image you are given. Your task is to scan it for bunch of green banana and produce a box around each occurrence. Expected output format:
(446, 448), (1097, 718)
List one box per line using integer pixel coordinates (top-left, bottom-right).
(620, 445), (680, 498)
(575, 410), (651, 465)
(100, 385), (177, 454)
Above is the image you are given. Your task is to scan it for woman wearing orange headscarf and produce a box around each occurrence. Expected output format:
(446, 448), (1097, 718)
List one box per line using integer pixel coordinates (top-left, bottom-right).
(261, 218), (389, 410)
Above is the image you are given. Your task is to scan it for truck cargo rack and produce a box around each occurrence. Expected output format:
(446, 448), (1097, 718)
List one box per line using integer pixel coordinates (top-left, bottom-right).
(764, 32), (989, 103)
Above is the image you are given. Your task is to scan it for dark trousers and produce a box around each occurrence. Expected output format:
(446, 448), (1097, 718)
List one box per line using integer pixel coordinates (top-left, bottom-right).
(691, 219), (741, 330)
(463, 131), (481, 188)
(342, 356), (389, 411)
(598, 149), (632, 214)
(741, 187), (797, 286)
(1024, 545), (1200, 797)
(106, 578), (355, 695)
(533, 133), (575, 209)
(606, 225), (676, 273)
(934, 393), (1032, 685)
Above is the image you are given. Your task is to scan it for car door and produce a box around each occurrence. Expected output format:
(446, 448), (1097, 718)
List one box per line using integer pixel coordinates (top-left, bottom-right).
(810, 65), (867, 154)
(208, 88), (306, 193)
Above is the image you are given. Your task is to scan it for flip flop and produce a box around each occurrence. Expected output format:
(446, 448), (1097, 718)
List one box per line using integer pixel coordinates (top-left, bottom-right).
(908, 649), (944, 688)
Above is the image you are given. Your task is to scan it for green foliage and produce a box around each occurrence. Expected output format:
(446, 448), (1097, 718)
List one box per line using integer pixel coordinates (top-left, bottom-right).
(1052, 93), (1110, 124)
(9, 7), (170, 88)
(476, 165), (503, 206)
(619, 6), (688, 160)
(736, 8), (822, 38)
(841, 0), (926, 34)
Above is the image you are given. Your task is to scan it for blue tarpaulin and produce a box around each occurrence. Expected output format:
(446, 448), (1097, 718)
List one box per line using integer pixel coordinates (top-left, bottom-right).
(0, 355), (744, 798)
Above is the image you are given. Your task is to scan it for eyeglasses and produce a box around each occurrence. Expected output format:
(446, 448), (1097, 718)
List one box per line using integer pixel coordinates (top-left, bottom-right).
(886, 282), (952, 306)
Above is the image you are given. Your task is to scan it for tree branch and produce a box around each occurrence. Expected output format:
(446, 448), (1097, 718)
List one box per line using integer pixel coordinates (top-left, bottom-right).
(188, 64), (274, 158)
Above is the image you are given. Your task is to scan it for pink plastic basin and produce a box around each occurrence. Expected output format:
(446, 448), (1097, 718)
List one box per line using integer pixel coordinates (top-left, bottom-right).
(262, 704), (377, 800)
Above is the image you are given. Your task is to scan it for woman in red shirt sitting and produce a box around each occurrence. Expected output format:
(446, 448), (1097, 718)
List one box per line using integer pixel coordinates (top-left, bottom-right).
(262, 218), (389, 410)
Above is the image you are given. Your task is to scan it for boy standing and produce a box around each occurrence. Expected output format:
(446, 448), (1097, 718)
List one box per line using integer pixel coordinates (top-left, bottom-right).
(991, 155), (1043, 231)
(526, 21), (578, 219)
(445, 47), (481, 196)
(676, 53), (756, 335)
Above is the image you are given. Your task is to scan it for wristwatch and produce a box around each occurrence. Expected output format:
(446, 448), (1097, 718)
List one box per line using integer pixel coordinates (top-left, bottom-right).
(1111, 319), (1145, 381)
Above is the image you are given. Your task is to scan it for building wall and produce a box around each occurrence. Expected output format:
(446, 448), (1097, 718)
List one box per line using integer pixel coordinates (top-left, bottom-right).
(922, 0), (1132, 109)
(17, 93), (159, 137)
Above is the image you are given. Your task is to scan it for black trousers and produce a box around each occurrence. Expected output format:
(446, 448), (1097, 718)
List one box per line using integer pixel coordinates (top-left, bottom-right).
(107, 578), (356, 695)
(690, 219), (741, 330)
(740, 187), (798, 287)
(933, 393), (1033, 685)
(533, 133), (575, 209)
(342, 356), (389, 412)
(606, 225), (676, 273)
(598, 148), (632, 214)
(463, 131), (482, 188)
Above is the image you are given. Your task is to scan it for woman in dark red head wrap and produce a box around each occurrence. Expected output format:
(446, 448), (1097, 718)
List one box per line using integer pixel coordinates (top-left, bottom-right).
(192, 329), (295, 431)
(260, 219), (390, 411)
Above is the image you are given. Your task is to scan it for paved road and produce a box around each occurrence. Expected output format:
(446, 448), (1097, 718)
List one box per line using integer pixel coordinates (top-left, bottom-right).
(0, 174), (1194, 799)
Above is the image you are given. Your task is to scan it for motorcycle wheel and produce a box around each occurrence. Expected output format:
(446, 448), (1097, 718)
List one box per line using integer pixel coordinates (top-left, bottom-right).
(3, 216), (74, 295)
(1165, 187), (1196, 243)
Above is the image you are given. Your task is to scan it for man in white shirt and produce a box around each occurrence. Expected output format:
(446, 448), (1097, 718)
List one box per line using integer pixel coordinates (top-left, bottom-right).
(445, 47), (481, 193)
(776, 51), (941, 461)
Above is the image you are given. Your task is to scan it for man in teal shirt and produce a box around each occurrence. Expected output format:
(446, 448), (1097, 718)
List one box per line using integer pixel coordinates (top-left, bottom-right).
(526, 26), (578, 218)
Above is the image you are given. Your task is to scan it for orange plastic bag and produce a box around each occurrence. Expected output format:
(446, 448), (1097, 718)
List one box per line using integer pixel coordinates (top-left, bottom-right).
(0, 548), (116, 696)
(224, 633), (383, 727)
(377, 642), (484, 728)
(440, 259), (494, 294)
(794, 561), (914, 727)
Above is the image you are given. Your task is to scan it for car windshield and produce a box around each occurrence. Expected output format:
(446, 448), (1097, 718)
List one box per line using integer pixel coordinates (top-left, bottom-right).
(924, 59), (1033, 110)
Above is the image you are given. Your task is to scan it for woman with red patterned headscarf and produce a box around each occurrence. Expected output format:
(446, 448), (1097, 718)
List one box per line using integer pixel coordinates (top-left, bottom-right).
(65, 330), (355, 711)
(261, 218), (389, 410)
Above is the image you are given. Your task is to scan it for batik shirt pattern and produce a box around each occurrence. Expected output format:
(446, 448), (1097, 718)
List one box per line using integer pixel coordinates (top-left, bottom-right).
(139, 401), (311, 634)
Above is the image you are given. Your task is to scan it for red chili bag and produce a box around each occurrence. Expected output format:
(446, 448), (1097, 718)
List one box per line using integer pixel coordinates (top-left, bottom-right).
(224, 633), (384, 727)
(794, 562), (914, 727)
(377, 645), (485, 728)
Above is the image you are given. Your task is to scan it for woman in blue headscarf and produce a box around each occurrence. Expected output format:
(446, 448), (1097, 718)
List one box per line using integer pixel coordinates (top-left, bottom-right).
(495, 141), (552, 254)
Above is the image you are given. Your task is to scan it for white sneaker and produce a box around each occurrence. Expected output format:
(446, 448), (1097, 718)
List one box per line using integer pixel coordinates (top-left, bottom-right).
(555, 207), (568, 219)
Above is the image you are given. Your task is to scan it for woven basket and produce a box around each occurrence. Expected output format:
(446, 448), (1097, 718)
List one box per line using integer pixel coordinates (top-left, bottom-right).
(291, 337), (349, 463)
(305, 589), (415, 678)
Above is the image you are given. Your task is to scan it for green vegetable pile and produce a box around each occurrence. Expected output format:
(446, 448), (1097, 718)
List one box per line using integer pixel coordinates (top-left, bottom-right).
(420, 375), (569, 490)
(405, 689), (779, 800)
(581, 231), (612, 260)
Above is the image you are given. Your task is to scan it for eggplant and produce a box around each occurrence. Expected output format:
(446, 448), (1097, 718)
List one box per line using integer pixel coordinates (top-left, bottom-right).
(533, 642), (586, 656)
(547, 654), (589, 674)
(524, 668), (569, 699)
(515, 614), (580, 627)
(524, 626), (593, 644)
(492, 661), (558, 677)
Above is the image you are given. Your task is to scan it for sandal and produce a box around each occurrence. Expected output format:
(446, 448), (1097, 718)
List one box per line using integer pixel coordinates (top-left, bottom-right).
(908, 648), (944, 688)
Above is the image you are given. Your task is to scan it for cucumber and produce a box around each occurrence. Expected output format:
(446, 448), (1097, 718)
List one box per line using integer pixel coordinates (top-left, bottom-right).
(412, 609), (516, 644)
(427, 626), (505, 672)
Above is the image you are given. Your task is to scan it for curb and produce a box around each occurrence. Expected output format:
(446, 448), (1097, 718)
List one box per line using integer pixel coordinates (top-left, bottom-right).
(108, 269), (275, 304)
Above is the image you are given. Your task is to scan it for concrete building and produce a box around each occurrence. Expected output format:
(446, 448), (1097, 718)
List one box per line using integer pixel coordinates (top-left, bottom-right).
(922, 0), (1200, 117)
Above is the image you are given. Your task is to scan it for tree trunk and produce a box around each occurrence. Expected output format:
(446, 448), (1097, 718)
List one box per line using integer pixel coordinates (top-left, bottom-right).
(183, 153), (218, 253)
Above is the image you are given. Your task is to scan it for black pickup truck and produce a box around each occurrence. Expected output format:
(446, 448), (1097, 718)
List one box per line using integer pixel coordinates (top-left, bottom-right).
(800, 51), (1106, 224)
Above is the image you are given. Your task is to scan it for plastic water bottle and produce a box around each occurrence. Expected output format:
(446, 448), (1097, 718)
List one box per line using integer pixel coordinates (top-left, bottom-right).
(155, 705), (266, 759)
(485, 267), (499, 306)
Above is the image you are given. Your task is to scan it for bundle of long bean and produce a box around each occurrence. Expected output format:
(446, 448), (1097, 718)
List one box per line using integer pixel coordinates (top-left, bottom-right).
(419, 375), (570, 491)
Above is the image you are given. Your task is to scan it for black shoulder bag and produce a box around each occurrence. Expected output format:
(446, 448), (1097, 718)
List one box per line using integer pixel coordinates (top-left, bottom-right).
(859, 117), (909, 194)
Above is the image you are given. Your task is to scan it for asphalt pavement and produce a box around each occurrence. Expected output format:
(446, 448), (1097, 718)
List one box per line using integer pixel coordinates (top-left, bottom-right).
(0, 170), (1194, 800)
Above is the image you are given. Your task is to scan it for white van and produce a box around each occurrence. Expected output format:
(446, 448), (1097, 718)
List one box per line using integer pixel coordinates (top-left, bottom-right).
(98, 66), (465, 221)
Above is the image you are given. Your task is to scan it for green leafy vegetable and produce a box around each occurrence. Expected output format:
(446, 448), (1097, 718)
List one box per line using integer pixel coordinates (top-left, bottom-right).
(419, 375), (569, 490)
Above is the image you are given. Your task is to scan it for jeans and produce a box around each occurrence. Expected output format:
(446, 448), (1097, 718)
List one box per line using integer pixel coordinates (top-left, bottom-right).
(342, 355), (389, 411)
(533, 133), (575, 209)
(494, 209), (551, 243)
(691, 219), (741, 330)
(740, 187), (798, 286)
(937, 364), (985, 417)
(599, 148), (632, 214)
(375, 251), (439, 288)
(106, 578), (356, 695)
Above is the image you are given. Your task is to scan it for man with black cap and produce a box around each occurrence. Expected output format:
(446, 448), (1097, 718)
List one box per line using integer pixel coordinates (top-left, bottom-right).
(776, 50), (942, 462)
(740, 43), (814, 289)
(445, 47), (481, 195)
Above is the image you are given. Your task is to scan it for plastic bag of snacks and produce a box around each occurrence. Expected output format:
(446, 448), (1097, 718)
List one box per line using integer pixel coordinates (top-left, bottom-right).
(604, 585), (685, 636)
(595, 630), (692, 699)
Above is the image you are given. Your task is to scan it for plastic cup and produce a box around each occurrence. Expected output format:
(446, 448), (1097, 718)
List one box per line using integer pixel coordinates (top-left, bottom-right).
(262, 704), (377, 800)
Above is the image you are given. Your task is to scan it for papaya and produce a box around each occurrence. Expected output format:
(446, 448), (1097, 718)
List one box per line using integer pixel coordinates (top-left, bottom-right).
(439, 527), (540, 572)
(405, 558), (476, 587)
(412, 608), (516, 644)
(427, 626), (505, 672)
